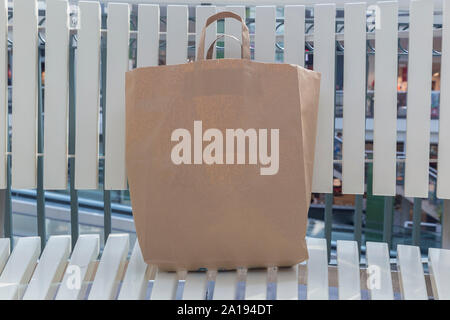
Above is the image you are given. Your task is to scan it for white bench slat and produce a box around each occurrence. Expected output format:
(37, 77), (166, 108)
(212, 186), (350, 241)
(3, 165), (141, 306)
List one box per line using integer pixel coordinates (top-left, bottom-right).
(337, 240), (361, 300)
(22, 235), (71, 300)
(166, 5), (188, 65)
(397, 244), (428, 300)
(404, 0), (433, 197)
(372, 1), (398, 196)
(150, 270), (178, 300)
(117, 240), (148, 300)
(0, 237), (40, 300)
(342, 2), (366, 195)
(0, 238), (10, 274)
(213, 271), (237, 300)
(284, 5), (305, 66)
(276, 265), (298, 300)
(75, 1), (101, 189)
(183, 272), (207, 300)
(255, 6), (276, 63)
(0, 0), (7, 189)
(104, 3), (130, 190)
(428, 248), (450, 300)
(11, 0), (38, 189)
(365, 241), (394, 300)
(137, 4), (160, 68)
(223, 6), (246, 59)
(438, 0), (450, 198)
(245, 269), (267, 300)
(88, 234), (129, 300)
(306, 237), (329, 300)
(55, 234), (100, 300)
(196, 5), (216, 59)
(43, 0), (70, 190)
(311, 3), (335, 194)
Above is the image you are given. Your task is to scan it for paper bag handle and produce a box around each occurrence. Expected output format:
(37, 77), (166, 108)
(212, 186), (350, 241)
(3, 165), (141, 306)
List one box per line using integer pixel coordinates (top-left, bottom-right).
(205, 34), (241, 60)
(197, 11), (250, 61)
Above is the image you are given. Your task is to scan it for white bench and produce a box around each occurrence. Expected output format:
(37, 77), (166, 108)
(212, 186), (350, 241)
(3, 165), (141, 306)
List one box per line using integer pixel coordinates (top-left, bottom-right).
(0, 234), (448, 300)
(1, 0), (450, 300)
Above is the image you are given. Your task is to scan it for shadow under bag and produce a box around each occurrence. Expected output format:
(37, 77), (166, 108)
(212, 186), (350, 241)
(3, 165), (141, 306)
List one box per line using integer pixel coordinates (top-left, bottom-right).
(126, 11), (321, 271)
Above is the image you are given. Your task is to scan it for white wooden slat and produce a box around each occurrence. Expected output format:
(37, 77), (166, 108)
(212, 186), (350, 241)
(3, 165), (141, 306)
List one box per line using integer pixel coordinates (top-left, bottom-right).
(306, 237), (329, 300)
(0, 0), (7, 189)
(22, 235), (71, 300)
(117, 240), (148, 300)
(372, 1), (398, 196)
(43, 0), (70, 190)
(404, 0), (433, 197)
(137, 4), (160, 68)
(245, 269), (267, 300)
(428, 248), (450, 300)
(223, 6), (246, 59)
(213, 271), (237, 300)
(276, 265), (298, 300)
(183, 272), (207, 300)
(75, 1), (101, 189)
(336, 240), (361, 300)
(88, 233), (129, 300)
(0, 237), (40, 300)
(150, 270), (178, 300)
(365, 241), (394, 300)
(11, 0), (38, 189)
(55, 234), (99, 300)
(104, 3), (130, 191)
(166, 5), (188, 65)
(396, 244), (428, 300)
(254, 6), (276, 63)
(438, 0), (450, 199)
(196, 6), (217, 60)
(284, 5), (305, 66)
(342, 2), (366, 195)
(311, 4), (336, 194)
(0, 238), (10, 274)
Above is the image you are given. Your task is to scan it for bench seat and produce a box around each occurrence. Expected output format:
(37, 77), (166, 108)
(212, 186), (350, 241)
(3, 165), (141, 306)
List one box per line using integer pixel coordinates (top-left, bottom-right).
(0, 234), (448, 300)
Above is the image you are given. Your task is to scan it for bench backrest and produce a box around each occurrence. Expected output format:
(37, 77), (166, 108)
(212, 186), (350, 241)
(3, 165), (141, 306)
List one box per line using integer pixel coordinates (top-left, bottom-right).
(1, 0), (448, 248)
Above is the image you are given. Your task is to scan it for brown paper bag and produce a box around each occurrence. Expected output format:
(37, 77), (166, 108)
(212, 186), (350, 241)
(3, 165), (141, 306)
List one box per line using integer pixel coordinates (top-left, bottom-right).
(126, 11), (321, 271)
